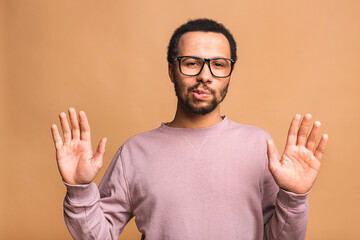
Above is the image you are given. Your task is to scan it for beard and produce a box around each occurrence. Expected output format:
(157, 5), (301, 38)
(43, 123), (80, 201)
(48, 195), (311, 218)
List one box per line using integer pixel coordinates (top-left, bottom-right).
(173, 77), (229, 115)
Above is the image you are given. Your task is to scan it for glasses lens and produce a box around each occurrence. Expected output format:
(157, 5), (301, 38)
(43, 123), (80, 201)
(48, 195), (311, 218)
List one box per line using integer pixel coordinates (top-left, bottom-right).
(179, 57), (204, 76)
(209, 58), (232, 77)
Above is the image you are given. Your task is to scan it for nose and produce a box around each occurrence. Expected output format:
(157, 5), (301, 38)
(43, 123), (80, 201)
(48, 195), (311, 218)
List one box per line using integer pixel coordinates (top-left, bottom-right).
(196, 61), (213, 84)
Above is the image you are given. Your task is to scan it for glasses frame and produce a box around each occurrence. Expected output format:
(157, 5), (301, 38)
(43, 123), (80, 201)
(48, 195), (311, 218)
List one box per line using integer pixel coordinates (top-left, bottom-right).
(175, 56), (235, 78)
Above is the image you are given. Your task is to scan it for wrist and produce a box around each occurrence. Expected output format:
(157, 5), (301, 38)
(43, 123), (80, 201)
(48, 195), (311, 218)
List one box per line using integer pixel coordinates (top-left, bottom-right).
(277, 188), (309, 209)
(64, 181), (98, 205)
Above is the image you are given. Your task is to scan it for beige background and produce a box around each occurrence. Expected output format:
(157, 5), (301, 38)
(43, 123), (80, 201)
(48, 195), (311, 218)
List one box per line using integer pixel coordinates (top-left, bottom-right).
(1, 0), (360, 239)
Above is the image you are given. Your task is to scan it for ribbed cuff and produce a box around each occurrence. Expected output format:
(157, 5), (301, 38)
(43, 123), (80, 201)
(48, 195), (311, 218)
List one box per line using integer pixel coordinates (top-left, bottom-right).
(277, 188), (309, 209)
(64, 182), (99, 205)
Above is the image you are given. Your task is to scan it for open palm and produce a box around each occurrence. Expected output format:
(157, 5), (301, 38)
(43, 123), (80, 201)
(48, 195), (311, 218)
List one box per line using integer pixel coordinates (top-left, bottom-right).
(267, 114), (328, 194)
(51, 108), (107, 185)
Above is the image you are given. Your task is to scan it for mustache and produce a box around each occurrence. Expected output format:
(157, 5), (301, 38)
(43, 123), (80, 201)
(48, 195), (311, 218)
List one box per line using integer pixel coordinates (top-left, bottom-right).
(187, 83), (216, 94)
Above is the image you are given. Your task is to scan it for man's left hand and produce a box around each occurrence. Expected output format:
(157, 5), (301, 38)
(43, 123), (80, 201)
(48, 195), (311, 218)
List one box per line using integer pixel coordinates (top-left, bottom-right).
(267, 114), (328, 194)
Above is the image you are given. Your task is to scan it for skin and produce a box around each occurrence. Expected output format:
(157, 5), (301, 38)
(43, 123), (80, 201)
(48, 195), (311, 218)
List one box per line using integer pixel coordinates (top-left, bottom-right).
(51, 109), (106, 185)
(51, 31), (328, 194)
(167, 32), (232, 129)
(267, 114), (328, 194)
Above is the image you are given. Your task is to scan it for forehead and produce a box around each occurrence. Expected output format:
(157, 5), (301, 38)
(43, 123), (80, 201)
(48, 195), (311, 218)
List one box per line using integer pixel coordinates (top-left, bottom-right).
(177, 31), (231, 58)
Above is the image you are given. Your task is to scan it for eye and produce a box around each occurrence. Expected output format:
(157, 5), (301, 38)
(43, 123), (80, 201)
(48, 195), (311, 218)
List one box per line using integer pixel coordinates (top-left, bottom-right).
(211, 60), (227, 68)
(182, 57), (202, 67)
(213, 62), (224, 67)
(187, 61), (199, 66)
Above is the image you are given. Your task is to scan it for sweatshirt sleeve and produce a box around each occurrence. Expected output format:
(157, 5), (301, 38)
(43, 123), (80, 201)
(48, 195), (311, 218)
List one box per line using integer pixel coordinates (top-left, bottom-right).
(63, 147), (133, 240)
(262, 142), (309, 240)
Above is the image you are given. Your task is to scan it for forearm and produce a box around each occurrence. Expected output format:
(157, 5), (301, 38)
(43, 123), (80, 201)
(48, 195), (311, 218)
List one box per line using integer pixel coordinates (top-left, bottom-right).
(264, 189), (309, 240)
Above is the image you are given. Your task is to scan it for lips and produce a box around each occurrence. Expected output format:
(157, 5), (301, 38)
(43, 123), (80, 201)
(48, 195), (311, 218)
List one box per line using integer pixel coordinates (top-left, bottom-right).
(191, 89), (211, 99)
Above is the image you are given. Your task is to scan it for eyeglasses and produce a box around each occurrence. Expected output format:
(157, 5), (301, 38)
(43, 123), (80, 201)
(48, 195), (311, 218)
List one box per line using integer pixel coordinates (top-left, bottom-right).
(175, 56), (234, 78)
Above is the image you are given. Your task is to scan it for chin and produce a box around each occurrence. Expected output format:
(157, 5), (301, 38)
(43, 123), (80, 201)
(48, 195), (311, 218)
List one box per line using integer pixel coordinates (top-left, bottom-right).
(185, 98), (219, 115)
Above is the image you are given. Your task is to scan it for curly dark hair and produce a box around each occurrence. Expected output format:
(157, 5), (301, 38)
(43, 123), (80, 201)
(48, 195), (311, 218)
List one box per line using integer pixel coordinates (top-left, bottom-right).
(167, 18), (237, 64)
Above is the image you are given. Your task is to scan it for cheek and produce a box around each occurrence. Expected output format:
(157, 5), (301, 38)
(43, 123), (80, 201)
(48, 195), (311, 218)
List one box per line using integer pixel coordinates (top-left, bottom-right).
(215, 81), (229, 97)
(174, 78), (188, 97)
(213, 82), (224, 93)
(175, 76), (191, 93)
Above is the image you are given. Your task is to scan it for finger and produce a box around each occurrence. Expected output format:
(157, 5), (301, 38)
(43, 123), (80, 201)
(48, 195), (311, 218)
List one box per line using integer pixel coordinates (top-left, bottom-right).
(296, 113), (312, 146)
(59, 112), (71, 143)
(68, 107), (80, 140)
(93, 138), (107, 170)
(79, 111), (91, 141)
(286, 114), (301, 146)
(306, 121), (321, 151)
(267, 139), (280, 173)
(314, 134), (328, 161)
(51, 124), (63, 150)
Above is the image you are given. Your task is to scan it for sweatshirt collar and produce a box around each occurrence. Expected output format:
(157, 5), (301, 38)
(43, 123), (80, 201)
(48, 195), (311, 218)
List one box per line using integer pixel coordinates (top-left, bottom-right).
(159, 115), (228, 136)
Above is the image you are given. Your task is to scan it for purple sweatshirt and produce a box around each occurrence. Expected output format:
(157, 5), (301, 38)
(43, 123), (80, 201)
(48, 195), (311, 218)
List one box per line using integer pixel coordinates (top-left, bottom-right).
(64, 116), (308, 240)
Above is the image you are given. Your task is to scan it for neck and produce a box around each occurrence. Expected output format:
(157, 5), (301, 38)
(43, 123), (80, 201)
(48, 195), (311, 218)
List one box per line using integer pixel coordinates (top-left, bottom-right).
(167, 101), (223, 129)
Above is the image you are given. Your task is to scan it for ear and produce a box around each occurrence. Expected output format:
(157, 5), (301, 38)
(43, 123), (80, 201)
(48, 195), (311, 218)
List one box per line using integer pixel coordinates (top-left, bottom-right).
(168, 63), (175, 83)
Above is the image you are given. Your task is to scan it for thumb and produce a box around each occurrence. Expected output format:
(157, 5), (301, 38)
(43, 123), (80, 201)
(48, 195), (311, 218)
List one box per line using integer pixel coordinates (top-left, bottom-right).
(267, 139), (280, 173)
(93, 137), (107, 170)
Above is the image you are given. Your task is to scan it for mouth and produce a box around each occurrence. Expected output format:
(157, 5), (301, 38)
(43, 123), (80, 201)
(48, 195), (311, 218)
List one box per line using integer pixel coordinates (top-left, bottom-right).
(191, 89), (211, 99)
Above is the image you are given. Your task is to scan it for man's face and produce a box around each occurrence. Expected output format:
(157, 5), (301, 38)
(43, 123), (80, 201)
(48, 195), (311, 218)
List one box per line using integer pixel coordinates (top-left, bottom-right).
(169, 31), (232, 115)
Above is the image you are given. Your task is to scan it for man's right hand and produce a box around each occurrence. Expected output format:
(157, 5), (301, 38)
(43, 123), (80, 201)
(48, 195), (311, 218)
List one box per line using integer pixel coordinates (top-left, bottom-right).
(51, 108), (107, 185)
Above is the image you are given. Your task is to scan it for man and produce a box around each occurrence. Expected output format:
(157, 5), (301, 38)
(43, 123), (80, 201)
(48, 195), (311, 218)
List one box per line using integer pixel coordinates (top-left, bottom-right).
(51, 19), (328, 240)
